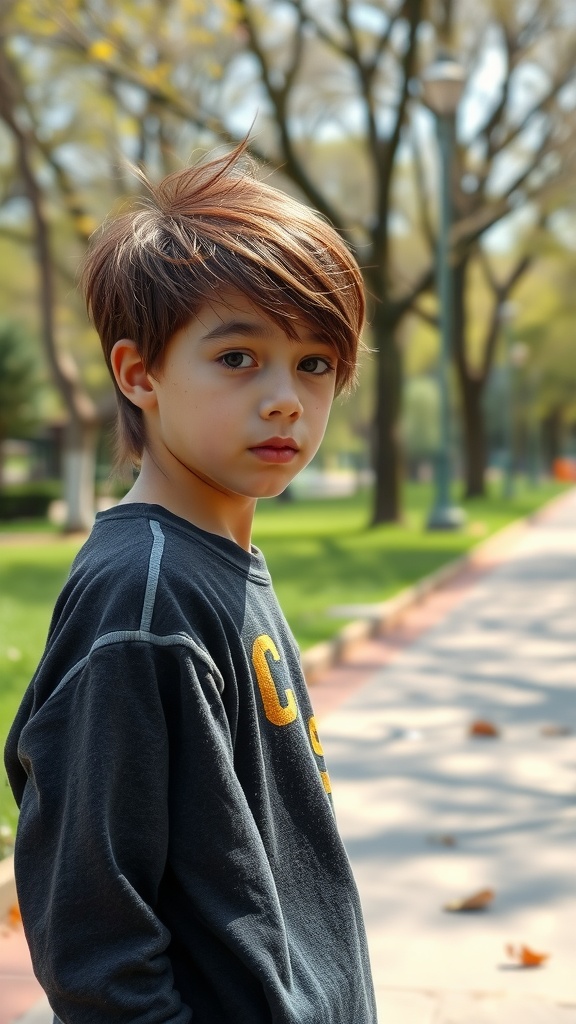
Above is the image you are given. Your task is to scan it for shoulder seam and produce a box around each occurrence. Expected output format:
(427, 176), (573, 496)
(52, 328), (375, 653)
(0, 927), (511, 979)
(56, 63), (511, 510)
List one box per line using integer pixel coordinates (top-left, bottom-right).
(49, 630), (222, 703)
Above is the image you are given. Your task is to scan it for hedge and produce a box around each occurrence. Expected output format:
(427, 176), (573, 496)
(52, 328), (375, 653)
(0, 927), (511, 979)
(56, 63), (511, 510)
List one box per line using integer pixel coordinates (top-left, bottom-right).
(0, 481), (61, 520)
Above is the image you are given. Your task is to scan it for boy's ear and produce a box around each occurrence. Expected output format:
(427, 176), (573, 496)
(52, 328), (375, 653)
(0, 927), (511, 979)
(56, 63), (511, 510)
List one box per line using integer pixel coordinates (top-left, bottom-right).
(110, 339), (157, 411)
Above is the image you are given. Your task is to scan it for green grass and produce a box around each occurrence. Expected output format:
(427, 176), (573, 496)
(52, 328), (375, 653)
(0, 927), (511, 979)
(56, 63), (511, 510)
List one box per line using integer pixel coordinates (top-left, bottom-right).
(0, 479), (569, 834)
(0, 518), (60, 534)
(0, 540), (81, 834)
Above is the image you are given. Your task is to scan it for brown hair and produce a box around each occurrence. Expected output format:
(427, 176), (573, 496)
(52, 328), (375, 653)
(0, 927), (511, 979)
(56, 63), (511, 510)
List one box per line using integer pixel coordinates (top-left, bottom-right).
(81, 142), (366, 466)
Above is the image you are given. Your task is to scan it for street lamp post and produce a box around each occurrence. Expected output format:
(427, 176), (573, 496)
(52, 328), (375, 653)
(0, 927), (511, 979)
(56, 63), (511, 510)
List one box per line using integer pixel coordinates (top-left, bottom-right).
(422, 57), (466, 530)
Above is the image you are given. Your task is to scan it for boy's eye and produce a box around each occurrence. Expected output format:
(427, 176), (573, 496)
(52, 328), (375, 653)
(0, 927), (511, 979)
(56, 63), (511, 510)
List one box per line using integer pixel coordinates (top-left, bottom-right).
(299, 356), (334, 375)
(221, 352), (254, 369)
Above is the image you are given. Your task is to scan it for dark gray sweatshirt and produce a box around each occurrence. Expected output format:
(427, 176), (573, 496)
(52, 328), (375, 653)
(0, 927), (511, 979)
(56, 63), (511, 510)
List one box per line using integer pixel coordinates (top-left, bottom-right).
(5, 504), (376, 1024)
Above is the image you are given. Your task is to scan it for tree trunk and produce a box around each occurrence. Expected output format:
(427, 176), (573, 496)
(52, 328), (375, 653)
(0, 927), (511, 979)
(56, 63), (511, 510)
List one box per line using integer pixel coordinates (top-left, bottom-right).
(63, 418), (98, 532)
(541, 407), (564, 471)
(459, 374), (487, 497)
(452, 258), (488, 498)
(370, 300), (403, 524)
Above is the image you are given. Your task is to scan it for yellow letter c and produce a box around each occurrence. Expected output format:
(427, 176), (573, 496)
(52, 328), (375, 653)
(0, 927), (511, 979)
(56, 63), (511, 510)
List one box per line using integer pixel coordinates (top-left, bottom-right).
(252, 634), (298, 727)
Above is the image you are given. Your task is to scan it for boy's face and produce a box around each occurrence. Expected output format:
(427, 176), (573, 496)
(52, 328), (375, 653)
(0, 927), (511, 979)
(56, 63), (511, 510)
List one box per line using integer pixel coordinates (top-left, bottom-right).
(142, 288), (338, 503)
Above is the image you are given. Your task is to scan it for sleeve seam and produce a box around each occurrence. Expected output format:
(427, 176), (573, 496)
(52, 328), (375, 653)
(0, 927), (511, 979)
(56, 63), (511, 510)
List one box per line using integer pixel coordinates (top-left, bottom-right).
(48, 630), (222, 703)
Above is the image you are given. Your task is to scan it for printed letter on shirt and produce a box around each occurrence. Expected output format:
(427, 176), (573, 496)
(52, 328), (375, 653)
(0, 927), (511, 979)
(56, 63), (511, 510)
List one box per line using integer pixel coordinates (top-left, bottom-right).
(252, 634), (298, 727)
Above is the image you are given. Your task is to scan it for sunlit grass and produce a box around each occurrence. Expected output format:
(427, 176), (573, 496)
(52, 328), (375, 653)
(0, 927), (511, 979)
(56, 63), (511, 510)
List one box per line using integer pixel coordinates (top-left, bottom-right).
(0, 541), (81, 833)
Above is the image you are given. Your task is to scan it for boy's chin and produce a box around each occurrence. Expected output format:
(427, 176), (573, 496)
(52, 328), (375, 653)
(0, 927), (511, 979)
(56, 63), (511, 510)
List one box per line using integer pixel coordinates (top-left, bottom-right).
(255, 485), (293, 500)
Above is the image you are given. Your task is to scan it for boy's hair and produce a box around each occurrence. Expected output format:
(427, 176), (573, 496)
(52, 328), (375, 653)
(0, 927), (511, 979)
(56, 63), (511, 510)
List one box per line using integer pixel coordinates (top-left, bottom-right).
(81, 142), (366, 467)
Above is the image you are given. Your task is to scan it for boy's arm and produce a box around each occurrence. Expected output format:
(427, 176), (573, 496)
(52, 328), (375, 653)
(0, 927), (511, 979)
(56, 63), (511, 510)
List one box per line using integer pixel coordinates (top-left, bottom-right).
(12, 641), (203, 1024)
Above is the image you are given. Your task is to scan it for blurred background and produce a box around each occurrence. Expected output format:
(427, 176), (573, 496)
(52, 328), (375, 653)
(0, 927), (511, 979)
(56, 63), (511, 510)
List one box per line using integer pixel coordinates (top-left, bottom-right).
(0, 0), (575, 534)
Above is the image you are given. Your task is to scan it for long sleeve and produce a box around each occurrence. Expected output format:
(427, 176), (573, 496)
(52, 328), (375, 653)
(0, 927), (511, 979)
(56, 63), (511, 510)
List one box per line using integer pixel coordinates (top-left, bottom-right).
(13, 641), (194, 1024)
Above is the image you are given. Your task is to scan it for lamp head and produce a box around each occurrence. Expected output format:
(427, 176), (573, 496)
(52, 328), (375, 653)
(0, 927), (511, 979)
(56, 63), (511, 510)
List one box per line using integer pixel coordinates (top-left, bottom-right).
(422, 57), (466, 117)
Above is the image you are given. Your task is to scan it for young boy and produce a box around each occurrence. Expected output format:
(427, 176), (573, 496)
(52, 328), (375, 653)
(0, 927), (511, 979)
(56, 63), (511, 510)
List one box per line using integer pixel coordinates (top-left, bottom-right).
(5, 144), (377, 1024)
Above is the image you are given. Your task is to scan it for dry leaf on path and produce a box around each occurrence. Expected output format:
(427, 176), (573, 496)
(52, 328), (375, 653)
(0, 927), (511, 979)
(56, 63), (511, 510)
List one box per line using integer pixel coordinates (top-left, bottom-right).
(506, 943), (550, 967)
(444, 888), (495, 912)
(427, 833), (457, 847)
(469, 719), (500, 738)
(5, 903), (22, 929)
(540, 724), (572, 737)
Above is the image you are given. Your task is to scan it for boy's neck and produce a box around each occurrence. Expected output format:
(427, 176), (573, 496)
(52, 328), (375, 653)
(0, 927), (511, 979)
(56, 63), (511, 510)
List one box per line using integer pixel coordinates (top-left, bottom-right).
(119, 452), (257, 552)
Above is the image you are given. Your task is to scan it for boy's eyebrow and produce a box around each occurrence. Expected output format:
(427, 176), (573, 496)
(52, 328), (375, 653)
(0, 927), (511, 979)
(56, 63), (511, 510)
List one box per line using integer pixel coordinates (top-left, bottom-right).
(200, 317), (333, 347)
(200, 319), (267, 342)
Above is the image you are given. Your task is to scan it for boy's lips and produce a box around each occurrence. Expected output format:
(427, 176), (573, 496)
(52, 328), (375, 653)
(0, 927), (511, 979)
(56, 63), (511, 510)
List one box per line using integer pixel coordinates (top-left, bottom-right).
(249, 437), (300, 464)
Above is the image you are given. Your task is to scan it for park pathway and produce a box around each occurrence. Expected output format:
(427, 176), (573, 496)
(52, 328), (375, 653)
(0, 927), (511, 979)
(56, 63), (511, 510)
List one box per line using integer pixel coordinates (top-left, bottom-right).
(317, 486), (576, 1022)
(2, 487), (576, 1023)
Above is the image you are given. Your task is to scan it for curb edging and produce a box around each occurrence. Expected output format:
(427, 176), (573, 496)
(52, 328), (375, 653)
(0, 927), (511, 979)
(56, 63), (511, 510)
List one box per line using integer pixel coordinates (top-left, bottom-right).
(300, 510), (539, 684)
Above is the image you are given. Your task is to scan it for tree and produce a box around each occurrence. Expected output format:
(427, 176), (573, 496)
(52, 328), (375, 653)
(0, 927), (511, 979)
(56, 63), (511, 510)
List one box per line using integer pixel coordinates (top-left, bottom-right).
(409, 0), (576, 495)
(0, 34), (101, 528)
(0, 318), (40, 486)
(513, 249), (576, 467)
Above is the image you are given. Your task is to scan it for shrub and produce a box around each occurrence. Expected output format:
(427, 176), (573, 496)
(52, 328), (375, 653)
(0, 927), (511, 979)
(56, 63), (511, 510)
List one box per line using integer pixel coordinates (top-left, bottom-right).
(0, 481), (61, 520)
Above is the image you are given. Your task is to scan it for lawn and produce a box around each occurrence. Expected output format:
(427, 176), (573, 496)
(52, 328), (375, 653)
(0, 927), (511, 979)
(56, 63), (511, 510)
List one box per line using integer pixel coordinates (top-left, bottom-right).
(0, 479), (569, 835)
(0, 539), (82, 839)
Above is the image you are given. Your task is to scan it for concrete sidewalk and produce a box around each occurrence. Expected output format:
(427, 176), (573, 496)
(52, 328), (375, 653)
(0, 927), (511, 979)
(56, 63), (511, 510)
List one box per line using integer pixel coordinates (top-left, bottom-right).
(3, 488), (576, 1022)
(318, 487), (576, 1021)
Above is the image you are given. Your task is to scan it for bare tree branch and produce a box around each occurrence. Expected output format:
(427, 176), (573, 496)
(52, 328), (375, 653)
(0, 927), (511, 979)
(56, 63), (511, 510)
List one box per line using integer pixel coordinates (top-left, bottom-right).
(411, 301), (438, 327)
(479, 63), (576, 172)
(236, 0), (348, 232)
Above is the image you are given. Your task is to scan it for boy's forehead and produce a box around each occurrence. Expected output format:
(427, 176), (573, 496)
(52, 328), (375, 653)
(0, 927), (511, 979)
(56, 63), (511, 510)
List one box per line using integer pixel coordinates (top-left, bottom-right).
(190, 287), (330, 345)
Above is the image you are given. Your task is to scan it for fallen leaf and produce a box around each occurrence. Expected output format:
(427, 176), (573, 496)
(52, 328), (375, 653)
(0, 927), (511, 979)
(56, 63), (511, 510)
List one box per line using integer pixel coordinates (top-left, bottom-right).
(540, 724), (572, 737)
(469, 719), (500, 738)
(444, 888), (495, 912)
(427, 833), (457, 847)
(506, 943), (550, 967)
(6, 904), (22, 929)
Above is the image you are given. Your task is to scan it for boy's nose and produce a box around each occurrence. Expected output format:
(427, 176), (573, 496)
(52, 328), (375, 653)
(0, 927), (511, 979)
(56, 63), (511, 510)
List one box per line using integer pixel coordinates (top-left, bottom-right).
(259, 379), (303, 420)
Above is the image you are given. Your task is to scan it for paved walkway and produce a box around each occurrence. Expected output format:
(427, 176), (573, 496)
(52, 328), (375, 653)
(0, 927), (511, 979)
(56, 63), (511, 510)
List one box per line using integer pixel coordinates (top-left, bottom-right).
(2, 488), (576, 1022)
(319, 488), (576, 1021)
